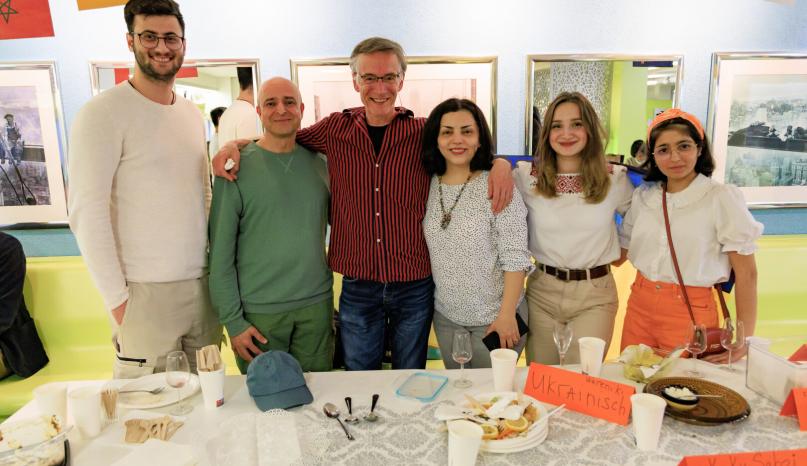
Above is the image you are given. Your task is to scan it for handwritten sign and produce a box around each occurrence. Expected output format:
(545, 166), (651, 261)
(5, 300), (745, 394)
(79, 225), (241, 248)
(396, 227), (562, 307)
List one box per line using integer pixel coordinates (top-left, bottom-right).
(788, 344), (807, 362)
(779, 387), (807, 431)
(678, 448), (807, 466)
(522, 363), (634, 425)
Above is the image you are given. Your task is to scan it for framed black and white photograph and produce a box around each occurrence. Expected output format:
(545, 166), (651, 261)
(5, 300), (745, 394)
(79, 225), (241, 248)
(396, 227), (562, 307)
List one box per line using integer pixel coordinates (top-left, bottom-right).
(0, 62), (68, 224)
(707, 52), (807, 206)
(290, 56), (497, 142)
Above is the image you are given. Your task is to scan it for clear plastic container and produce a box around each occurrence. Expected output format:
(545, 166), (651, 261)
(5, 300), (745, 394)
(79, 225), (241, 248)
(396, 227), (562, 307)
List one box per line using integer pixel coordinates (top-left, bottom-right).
(395, 372), (449, 402)
(0, 416), (71, 466)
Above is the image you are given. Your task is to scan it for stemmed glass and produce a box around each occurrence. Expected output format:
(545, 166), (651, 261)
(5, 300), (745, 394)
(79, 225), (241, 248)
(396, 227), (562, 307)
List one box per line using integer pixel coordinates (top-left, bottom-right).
(452, 329), (473, 388)
(553, 322), (573, 367)
(685, 324), (707, 378)
(720, 319), (745, 372)
(165, 350), (192, 415)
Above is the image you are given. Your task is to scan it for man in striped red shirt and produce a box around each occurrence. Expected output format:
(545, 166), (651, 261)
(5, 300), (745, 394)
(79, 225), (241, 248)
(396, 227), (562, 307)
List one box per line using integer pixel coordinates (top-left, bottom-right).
(213, 37), (513, 371)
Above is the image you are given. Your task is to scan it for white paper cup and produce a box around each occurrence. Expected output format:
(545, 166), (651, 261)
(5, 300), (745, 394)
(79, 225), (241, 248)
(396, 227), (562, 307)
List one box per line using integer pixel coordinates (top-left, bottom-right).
(68, 386), (103, 438)
(630, 394), (666, 451)
(33, 382), (67, 422)
(490, 348), (518, 392)
(447, 419), (483, 466)
(578, 337), (606, 377)
(198, 365), (225, 409)
(745, 336), (771, 352)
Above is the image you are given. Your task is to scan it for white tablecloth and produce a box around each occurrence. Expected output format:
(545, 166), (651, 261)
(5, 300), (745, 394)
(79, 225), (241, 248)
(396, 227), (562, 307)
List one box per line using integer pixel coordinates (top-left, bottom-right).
(5, 360), (804, 465)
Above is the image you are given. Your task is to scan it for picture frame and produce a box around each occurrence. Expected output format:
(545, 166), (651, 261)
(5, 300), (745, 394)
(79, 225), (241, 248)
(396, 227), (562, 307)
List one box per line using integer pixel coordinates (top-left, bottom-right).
(706, 52), (807, 207)
(290, 56), (497, 144)
(525, 54), (683, 157)
(0, 61), (68, 225)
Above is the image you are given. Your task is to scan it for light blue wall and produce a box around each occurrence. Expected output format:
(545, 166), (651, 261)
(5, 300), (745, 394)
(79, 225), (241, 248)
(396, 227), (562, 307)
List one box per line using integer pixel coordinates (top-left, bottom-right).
(2, 0), (807, 255)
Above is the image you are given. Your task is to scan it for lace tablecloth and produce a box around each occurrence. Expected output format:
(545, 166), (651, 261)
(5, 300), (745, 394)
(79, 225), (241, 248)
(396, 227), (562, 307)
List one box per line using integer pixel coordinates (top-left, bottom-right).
(6, 361), (803, 466)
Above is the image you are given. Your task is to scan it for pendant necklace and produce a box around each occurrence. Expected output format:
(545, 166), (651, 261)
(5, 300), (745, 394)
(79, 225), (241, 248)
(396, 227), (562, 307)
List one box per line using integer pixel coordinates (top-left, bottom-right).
(438, 173), (472, 230)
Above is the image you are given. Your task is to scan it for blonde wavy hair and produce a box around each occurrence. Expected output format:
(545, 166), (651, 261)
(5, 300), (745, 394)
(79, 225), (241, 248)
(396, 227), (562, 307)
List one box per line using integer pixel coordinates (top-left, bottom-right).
(533, 92), (610, 203)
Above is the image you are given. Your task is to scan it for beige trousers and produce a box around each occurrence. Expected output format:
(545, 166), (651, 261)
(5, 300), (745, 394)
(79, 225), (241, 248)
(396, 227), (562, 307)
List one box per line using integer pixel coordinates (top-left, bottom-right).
(525, 269), (618, 365)
(110, 276), (222, 379)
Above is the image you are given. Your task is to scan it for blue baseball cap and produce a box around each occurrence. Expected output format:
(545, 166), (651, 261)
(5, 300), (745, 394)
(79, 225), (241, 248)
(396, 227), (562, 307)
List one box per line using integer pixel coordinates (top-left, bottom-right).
(246, 351), (313, 411)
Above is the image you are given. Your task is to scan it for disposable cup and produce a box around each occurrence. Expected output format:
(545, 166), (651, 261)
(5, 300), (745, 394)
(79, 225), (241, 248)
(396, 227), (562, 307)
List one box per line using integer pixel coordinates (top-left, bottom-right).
(630, 393), (666, 451)
(33, 382), (67, 422)
(447, 419), (483, 466)
(68, 386), (103, 438)
(745, 336), (771, 352)
(198, 365), (226, 409)
(578, 337), (606, 377)
(490, 348), (518, 392)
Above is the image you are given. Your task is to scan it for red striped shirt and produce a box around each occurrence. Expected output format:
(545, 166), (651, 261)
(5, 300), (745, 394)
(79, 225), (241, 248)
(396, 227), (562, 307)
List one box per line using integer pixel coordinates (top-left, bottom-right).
(297, 107), (431, 283)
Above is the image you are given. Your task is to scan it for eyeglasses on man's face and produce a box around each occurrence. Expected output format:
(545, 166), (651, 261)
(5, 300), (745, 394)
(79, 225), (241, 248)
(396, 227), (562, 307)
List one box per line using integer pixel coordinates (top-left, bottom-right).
(356, 73), (401, 86)
(653, 141), (698, 158)
(131, 32), (185, 51)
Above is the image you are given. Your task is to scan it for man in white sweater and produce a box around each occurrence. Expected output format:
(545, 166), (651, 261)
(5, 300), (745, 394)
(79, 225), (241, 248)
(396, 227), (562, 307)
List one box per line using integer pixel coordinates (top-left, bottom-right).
(217, 67), (260, 146)
(68, 0), (221, 378)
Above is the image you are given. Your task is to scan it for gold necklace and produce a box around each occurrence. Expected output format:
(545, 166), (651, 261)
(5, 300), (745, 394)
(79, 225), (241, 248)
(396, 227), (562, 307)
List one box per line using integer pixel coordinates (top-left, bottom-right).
(438, 173), (473, 230)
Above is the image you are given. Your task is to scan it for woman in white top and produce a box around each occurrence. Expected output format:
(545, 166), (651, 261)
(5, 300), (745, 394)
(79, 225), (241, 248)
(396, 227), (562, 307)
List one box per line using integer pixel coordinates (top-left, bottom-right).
(422, 98), (533, 369)
(619, 109), (762, 363)
(514, 92), (634, 365)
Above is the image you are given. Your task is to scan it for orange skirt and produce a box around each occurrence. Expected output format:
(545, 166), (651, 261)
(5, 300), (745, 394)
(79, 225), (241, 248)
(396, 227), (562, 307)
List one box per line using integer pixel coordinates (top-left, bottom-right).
(620, 272), (719, 355)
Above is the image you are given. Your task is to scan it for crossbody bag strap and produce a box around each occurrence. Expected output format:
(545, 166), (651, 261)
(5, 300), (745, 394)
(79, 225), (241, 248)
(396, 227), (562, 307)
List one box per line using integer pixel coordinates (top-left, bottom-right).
(713, 284), (731, 320)
(662, 187), (697, 325)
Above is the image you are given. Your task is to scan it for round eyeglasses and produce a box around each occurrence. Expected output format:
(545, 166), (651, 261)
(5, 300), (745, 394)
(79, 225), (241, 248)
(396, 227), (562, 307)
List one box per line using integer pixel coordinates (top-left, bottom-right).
(131, 32), (185, 51)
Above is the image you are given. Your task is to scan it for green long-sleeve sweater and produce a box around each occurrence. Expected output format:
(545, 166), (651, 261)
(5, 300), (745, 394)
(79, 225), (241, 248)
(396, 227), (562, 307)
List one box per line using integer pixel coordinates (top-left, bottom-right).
(208, 143), (332, 337)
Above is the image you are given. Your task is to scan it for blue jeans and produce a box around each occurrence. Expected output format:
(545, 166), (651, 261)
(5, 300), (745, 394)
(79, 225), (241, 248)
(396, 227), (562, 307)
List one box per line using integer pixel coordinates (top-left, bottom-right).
(338, 276), (434, 370)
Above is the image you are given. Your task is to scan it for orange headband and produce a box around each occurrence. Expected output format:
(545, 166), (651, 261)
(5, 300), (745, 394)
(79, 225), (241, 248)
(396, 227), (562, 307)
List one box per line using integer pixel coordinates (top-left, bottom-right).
(647, 108), (705, 141)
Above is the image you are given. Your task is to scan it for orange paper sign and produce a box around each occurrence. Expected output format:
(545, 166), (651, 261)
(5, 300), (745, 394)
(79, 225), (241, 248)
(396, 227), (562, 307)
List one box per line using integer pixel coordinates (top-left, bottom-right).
(76, 0), (126, 10)
(779, 387), (807, 430)
(678, 448), (807, 466)
(788, 344), (807, 362)
(522, 363), (634, 425)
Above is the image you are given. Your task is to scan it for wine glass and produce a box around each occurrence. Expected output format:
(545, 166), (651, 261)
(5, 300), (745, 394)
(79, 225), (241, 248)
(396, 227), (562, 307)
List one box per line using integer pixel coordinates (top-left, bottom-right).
(452, 329), (473, 388)
(552, 321), (573, 367)
(685, 324), (707, 378)
(165, 350), (192, 415)
(720, 319), (745, 372)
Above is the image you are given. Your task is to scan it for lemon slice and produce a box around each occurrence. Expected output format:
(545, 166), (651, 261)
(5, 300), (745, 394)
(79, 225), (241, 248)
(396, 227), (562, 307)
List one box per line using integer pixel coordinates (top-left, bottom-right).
(504, 416), (529, 433)
(481, 424), (498, 440)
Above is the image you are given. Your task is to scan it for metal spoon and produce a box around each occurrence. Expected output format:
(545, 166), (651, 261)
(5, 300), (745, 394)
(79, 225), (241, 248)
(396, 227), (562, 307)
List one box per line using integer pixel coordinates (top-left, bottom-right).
(344, 397), (359, 424)
(323, 403), (354, 440)
(119, 386), (165, 395)
(364, 394), (380, 422)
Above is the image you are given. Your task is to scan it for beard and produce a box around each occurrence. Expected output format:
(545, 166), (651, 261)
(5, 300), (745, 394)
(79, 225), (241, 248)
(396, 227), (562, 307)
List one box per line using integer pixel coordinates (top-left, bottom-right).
(133, 46), (183, 83)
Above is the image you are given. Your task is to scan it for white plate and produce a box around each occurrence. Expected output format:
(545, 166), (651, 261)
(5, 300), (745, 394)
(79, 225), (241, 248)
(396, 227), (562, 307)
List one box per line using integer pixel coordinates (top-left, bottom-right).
(118, 373), (200, 409)
(462, 392), (549, 454)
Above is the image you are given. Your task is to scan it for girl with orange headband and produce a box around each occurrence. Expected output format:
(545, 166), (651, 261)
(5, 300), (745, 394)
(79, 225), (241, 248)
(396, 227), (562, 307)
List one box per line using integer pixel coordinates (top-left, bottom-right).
(619, 109), (762, 363)
(514, 92), (634, 365)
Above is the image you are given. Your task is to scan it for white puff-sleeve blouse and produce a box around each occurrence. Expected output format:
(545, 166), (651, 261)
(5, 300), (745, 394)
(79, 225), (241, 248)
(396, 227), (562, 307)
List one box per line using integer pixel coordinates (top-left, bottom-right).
(619, 174), (763, 287)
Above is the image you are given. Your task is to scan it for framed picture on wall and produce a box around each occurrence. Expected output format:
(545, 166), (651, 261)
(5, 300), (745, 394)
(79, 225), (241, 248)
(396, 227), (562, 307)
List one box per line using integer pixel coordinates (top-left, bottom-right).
(707, 52), (807, 207)
(0, 62), (68, 225)
(290, 56), (498, 143)
(525, 54), (683, 157)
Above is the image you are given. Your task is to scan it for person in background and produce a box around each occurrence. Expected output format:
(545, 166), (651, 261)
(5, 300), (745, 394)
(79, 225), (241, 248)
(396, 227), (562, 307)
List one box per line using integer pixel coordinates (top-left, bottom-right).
(209, 77), (333, 373)
(422, 98), (532, 369)
(210, 37), (515, 371)
(625, 139), (647, 167)
(218, 67), (260, 145)
(514, 92), (634, 365)
(208, 106), (226, 160)
(2, 114), (24, 164)
(619, 109), (761, 363)
(68, 0), (221, 377)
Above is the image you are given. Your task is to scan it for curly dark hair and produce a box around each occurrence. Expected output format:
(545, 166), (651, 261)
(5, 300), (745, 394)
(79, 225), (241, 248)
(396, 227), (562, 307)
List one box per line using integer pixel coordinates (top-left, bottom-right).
(644, 117), (715, 182)
(421, 98), (494, 176)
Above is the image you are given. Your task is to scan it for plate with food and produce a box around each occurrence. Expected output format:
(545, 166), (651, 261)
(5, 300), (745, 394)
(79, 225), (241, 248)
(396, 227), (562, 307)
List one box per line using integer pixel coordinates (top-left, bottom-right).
(117, 373), (200, 409)
(460, 392), (549, 453)
(644, 377), (750, 425)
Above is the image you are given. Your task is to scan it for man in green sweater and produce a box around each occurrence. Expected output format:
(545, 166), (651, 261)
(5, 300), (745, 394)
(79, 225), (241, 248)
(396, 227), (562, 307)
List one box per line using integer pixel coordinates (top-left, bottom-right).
(208, 77), (332, 373)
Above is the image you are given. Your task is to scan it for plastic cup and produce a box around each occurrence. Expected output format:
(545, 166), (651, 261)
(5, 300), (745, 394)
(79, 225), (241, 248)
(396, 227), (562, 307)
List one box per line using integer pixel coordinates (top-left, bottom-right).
(68, 386), (103, 438)
(630, 394), (666, 451)
(447, 419), (483, 466)
(490, 348), (518, 392)
(33, 382), (67, 422)
(578, 337), (606, 377)
(745, 336), (771, 352)
(198, 365), (225, 409)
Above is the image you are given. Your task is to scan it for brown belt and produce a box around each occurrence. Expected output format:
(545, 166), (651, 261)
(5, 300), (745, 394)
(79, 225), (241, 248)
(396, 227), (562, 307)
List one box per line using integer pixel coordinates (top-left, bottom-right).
(537, 263), (610, 281)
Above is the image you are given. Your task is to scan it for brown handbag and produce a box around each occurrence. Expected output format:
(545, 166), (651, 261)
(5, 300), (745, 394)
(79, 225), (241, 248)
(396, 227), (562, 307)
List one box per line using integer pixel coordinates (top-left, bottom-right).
(662, 187), (729, 357)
